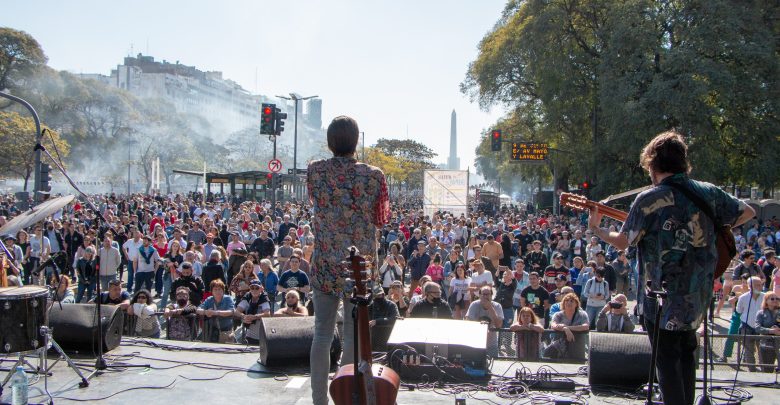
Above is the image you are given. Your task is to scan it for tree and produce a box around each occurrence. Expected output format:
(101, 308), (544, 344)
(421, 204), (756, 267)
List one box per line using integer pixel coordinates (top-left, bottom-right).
(374, 138), (438, 189)
(0, 111), (69, 189)
(0, 27), (47, 92)
(465, 0), (780, 199)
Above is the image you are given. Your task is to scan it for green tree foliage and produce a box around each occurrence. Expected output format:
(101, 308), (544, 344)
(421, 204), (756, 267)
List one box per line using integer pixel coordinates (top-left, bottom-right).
(464, 0), (780, 198)
(374, 138), (438, 189)
(0, 27), (47, 92)
(0, 111), (69, 188)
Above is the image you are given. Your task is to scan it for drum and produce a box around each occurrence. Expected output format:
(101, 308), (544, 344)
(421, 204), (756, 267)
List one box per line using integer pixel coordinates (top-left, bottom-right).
(0, 286), (48, 353)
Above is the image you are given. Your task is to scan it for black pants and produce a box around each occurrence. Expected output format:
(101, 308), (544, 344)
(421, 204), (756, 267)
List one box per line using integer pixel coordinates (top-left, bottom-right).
(645, 320), (698, 405)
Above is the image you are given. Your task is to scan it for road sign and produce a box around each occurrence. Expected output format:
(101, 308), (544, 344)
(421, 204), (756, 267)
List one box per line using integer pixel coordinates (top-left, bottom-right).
(287, 169), (307, 175)
(268, 159), (282, 173)
(511, 142), (549, 162)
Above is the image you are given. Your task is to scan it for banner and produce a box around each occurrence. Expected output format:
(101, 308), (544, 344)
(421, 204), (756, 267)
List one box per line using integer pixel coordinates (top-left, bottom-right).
(423, 170), (469, 217)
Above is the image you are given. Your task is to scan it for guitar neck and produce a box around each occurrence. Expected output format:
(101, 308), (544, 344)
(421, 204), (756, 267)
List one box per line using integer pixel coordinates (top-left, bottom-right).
(586, 201), (628, 222)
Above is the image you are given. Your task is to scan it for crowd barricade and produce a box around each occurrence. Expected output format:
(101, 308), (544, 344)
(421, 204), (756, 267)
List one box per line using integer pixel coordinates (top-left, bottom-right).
(492, 328), (589, 363)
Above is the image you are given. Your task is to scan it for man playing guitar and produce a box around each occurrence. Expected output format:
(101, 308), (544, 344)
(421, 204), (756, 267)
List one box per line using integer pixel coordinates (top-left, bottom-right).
(586, 131), (753, 405)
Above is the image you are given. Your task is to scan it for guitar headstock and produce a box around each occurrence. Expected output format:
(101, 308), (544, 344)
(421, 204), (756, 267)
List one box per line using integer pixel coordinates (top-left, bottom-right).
(559, 192), (590, 212)
(344, 247), (371, 298)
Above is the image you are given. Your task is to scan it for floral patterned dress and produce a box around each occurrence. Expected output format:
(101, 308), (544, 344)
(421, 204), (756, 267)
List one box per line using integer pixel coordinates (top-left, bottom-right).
(307, 157), (389, 297)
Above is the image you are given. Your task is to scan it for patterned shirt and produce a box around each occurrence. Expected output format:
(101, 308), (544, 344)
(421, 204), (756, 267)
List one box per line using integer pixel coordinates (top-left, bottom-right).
(307, 157), (390, 296)
(620, 173), (746, 331)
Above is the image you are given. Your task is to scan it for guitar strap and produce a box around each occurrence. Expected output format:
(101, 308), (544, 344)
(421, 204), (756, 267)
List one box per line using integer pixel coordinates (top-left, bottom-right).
(665, 182), (721, 228)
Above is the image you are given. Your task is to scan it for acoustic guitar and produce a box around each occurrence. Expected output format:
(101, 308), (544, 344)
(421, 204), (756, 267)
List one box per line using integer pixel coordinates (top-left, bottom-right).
(560, 192), (734, 278)
(329, 248), (400, 405)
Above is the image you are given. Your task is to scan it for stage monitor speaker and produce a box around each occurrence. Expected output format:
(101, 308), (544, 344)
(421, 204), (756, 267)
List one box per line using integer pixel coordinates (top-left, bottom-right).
(48, 303), (124, 354)
(386, 318), (488, 372)
(257, 316), (341, 367)
(588, 332), (651, 388)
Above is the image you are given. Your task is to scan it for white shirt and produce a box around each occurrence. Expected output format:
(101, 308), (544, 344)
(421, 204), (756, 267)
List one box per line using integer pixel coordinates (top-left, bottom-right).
(736, 292), (764, 329)
(471, 271), (494, 288)
(123, 239), (144, 261)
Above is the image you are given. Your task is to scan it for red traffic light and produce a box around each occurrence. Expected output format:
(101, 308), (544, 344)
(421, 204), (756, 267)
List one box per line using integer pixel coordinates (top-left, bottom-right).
(266, 173), (273, 180)
(263, 107), (272, 115)
(492, 131), (500, 139)
(582, 182), (589, 189)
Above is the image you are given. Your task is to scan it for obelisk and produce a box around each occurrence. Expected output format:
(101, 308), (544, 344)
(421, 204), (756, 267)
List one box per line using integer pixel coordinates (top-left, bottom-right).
(447, 109), (460, 170)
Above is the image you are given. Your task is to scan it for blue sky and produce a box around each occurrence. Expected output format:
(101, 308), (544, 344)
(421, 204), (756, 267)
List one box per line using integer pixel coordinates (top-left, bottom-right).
(4, 0), (507, 172)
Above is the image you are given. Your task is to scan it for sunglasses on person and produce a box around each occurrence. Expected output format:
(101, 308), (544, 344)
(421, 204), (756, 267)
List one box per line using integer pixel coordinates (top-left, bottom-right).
(250, 286), (262, 290)
(769, 297), (780, 302)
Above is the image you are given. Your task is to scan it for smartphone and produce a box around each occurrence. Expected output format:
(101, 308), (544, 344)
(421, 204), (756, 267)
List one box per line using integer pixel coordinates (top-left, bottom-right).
(609, 302), (622, 309)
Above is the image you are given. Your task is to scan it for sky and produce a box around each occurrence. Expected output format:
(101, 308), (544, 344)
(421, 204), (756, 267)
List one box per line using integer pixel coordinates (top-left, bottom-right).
(4, 0), (507, 175)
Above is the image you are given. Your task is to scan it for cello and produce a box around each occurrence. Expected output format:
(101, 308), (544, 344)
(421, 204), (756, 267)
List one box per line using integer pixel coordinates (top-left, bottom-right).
(329, 248), (400, 405)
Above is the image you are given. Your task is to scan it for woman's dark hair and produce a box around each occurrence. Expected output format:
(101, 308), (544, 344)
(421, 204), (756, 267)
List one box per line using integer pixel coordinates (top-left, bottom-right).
(639, 131), (691, 174)
(131, 289), (152, 305)
(327, 116), (360, 157)
(454, 262), (466, 278)
(433, 254), (441, 263)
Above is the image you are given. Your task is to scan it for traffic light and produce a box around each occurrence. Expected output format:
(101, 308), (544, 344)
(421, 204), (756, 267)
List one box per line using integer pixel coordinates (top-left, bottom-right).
(490, 129), (502, 151)
(274, 107), (287, 135)
(261, 103), (275, 135)
(39, 163), (52, 193)
(582, 181), (589, 190)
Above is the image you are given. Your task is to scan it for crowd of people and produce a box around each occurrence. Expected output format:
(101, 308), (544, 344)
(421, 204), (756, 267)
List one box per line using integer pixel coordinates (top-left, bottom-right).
(0, 177), (777, 361)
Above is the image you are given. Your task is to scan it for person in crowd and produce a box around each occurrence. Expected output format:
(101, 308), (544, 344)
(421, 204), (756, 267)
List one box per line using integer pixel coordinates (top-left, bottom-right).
(278, 254), (310, 306)
(28, 224), (50, 286)
(582, 268), (609, 329)
(226, 232), (246, 258)
(127, 289), (160, 338)
(51, 275), (75, 304)
(230, 259), (258, 298)
(407, 240), (431, 300)
(510, 306), (544, 359)
(201, 250), (227, 299)
(596, 294), (634, 333)
(524, 240), (548, 275)
(164, 286), (198, 341)
(388, 280), (409, 316)
(249, 228), (275, 260)
(548, 274), (569, 305)
(495, 269), (517, 328)
(519, 272), (550, 323)
(17, 230), (32, 285)
(586, 236), (603, 262)
(511, 259), (530, 309)
(569, 257), (586, 297)
(170, 261), (205, 306)
(257, 258), (279, 310)
(368, 284), (399, 331)
(469, 257), (494, 298)
(755, 291), (780, 372)
(426, 254), (445, 290)
(236, 280), (271, 344)
(276, 236), (295, 267)
(98, 233), (121, 292)
(763, 250), (778, 294)
(736, 276), (765, 371)
(409, 281), (452, 319)
(93, 279), (131, 309)
(545, 293), (589, 359)
(122, 229), (143, 292)
(733, 249), (763, 285)
(447, 262), (472, 320)
(152, 231), (169, 298)
(161, 240), (185, 308)
(133, 235), (160, 293)
(75, 246), (97, 303)
(378, 254), (402, 294)
(722, 274), (751, 360)
(543, 252), (569, 292)
(611, 250), (631, 296)
(548, 286), (575, 320)
(593, 251), (616, 296)
(467, 285), (504, 353)
(275, 289), (309, 316)
(481, 234), (504, 272)
(197, 280), (235, 343)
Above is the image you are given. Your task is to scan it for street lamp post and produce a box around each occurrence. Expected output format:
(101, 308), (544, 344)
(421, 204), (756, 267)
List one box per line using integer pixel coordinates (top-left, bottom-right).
(277, 93), (318, 201)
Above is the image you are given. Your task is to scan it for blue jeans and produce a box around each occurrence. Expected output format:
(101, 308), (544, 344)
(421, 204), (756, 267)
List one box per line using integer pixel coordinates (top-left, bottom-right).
(126, 261), (135, 292)
(585, 305), (601, 329)
(502, 307), (514, 328)
(154, 265), (164, 295)
(134, 271), (154, 293)
(99, 274), (117, 292)
(310, 290), (354, 405)
(160, 272), (172, 308)
(76, 280), (95, 303)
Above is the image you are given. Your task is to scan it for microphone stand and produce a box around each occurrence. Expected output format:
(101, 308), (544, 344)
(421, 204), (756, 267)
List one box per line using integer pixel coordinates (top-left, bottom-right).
(33, 142), (126, 381)
(645, 280), (667, 405)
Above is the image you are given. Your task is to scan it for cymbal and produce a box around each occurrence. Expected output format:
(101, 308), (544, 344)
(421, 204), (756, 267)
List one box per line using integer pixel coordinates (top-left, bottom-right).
(0, 195), (75, 237)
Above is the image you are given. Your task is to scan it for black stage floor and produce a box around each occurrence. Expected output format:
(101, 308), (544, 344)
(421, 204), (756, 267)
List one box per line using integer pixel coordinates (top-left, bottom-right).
(1, 338), (777, 404)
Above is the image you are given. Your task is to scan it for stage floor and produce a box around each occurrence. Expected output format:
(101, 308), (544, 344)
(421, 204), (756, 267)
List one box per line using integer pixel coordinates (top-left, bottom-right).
(1, 338), (776, 405)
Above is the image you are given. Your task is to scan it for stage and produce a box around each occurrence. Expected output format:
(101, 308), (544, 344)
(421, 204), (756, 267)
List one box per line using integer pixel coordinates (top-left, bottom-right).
(1, 338), (777, 404)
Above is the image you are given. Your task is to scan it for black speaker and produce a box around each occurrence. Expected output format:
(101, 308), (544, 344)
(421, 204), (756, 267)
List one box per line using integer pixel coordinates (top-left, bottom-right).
(257, 316), (341, 367)
(588, 332), (651, 388)
(48, 303), (124, 353)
